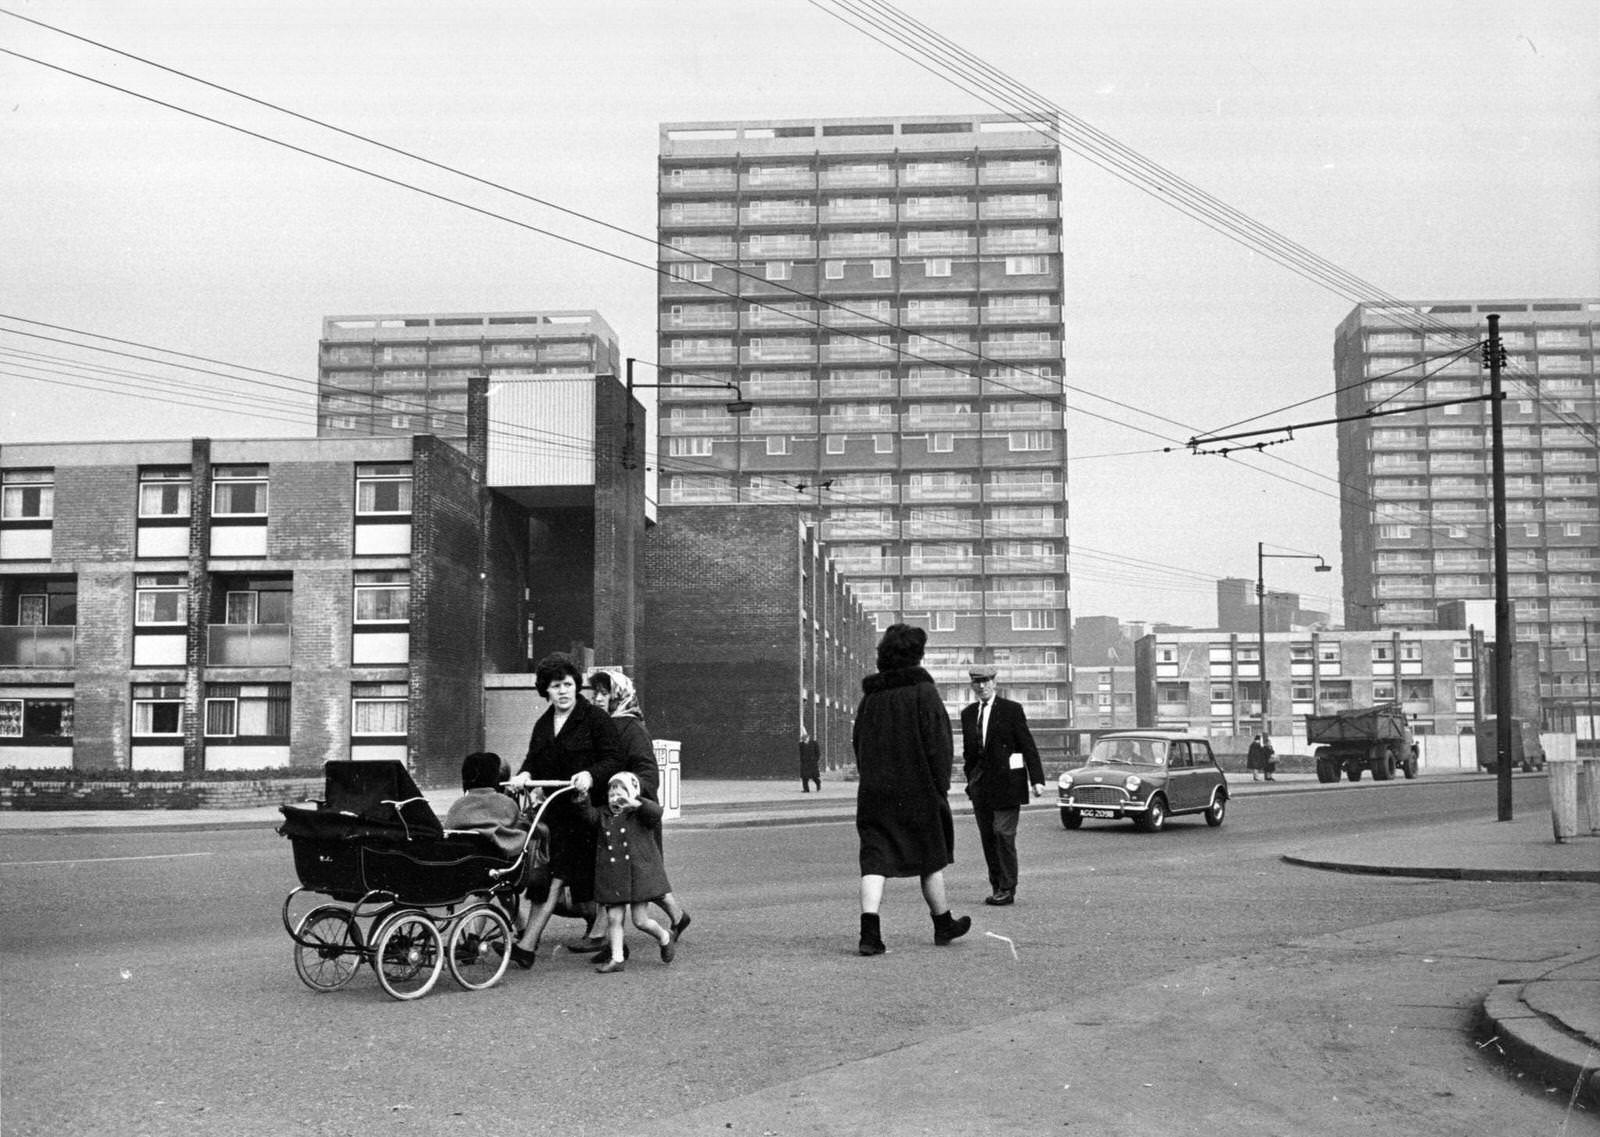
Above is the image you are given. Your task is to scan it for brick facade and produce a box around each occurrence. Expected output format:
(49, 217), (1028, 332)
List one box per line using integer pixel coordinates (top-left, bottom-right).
(641, 505), (874, 778)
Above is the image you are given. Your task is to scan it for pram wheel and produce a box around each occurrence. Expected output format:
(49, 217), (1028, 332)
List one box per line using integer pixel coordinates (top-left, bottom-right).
(292, 905), (364, 992)
(372, 911), (443, 1001)
(447, 904), (514, 991)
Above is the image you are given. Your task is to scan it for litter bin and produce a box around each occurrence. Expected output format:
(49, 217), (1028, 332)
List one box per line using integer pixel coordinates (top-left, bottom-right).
(653, 739), (681, 820)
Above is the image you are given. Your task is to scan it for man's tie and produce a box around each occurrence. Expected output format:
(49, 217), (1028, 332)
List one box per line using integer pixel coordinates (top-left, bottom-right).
(979, 700), (990, 747)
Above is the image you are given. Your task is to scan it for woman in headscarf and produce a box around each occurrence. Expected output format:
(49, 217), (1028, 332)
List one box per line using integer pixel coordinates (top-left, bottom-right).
(587, 669), (691, 950)
(852, 622), (971, 955)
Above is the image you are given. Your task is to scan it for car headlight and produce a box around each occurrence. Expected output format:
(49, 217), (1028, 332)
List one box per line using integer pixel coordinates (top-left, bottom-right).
(1057, 772), (1073, 789)
(1124, 775), (1142, 792)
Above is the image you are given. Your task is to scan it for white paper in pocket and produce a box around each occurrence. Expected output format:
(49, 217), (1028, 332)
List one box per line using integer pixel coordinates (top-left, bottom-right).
(1008, 752), (1025, 770)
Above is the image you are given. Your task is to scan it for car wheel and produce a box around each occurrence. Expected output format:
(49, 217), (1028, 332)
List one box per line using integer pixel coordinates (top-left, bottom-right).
(1060, 808), (1082, 830)
(1136, 795), (1167, 833)
(1204, 794), (1226, 827)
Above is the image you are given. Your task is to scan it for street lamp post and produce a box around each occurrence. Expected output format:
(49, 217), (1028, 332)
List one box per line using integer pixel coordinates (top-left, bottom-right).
(1257, 543), (1333, 740)
(617, 356), (751, 471)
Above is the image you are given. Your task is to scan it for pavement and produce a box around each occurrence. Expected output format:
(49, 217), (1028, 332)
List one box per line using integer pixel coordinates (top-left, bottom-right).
(3, 770), (1596, 1107)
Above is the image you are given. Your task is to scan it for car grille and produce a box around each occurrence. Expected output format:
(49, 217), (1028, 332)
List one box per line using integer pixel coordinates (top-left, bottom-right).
(1071, 786), (1126, 807)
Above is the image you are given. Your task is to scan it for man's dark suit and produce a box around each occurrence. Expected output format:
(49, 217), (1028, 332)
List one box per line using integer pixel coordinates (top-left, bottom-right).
(960, 694), (1044, 900)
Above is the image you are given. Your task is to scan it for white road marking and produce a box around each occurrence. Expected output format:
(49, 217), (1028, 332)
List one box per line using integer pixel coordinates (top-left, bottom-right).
(1, 852), (214, 867)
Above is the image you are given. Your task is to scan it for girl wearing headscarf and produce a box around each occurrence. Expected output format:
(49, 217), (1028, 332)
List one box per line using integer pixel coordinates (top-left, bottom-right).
(579, 770), (675, 973)
(588, 669), (692, 947)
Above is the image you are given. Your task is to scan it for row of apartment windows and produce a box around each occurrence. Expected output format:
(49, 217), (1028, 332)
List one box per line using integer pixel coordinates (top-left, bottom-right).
(0, 465), (411, 524)
(663, 158), (1057, 182)
(868, 609), (1058, 634)
(0, 683), (406, 744)
(1377, 522), (1592, 541)
(1154, 640), (1474, 666)
(1156, 679), (1473, 704)
(667, 256), (1054, 282)
(667, 432), (1056, 457)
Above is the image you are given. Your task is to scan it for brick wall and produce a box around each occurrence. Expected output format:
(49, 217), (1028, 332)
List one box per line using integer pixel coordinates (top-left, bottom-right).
(0, 775), (322, 811)
(410, 436), (486, 786)
(642, 506), (873, 778)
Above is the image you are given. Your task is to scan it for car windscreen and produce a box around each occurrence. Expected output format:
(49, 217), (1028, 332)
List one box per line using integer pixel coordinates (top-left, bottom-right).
(1088, 739), (1167, 767)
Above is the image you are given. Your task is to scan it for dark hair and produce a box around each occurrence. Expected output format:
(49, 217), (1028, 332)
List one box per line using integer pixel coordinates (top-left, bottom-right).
(876, 622), (927, 672)
(461, 751), (507, 792)
(588, 671), (613, 696)
(534, 652), (583, 697)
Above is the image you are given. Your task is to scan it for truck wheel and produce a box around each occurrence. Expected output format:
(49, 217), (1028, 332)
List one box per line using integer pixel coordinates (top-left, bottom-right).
(1346, 766), (1362, 782)
(1372, 747), (1395, 781)
(1402, 755), (1418, 779)
(1315, 757), (1339, 784)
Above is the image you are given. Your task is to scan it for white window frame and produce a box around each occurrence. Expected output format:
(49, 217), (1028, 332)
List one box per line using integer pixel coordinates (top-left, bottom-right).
(924, 258), (953, 277)
(764, 261), (792, 281)
(1010, 609), (1057, 631)
(0, 698), (20, 737)
(870, 259), (892, 278)
(1, 471), (54, 520)
(927, 433), (954, 454)
(1003, 255), (1048, 276)
(211, 468), (268, 517)
(135, 581), (187, 626)
(204, 697), (238, 738)
(668, 437), (715, 458)
(873, 434), (894, 454)
(1008, 431), (1050, 451)
(825, 435), (847, 455)
(137, 470), (191, 519)
(355, 466), (413, 516)
(765, 436), (791, 456)
(352, 683), (409, 737)
(824, 259), (845, 280)
(132, 687), (184, 737)
(353, 575), (410, 624)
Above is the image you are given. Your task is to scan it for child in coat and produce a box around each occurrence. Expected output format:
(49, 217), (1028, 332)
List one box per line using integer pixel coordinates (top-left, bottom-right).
(583, 771), (674, 973)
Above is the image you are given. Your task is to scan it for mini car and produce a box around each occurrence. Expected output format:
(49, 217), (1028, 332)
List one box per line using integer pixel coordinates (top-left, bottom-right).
(1057, 730), (1229, 832)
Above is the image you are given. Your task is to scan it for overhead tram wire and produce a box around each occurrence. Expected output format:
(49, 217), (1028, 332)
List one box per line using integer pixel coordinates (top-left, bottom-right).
(0, 19), (1236, 446)
(0, 321), (622, 467)
(10, 10), (1586, 446)
(814, 0), (1596, 440)
(15, 16), (1554, 525)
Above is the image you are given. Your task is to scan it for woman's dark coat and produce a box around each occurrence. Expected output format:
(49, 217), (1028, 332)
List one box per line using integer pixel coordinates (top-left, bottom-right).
(852, 665), (956, 877)
(518, 696), (623, 900)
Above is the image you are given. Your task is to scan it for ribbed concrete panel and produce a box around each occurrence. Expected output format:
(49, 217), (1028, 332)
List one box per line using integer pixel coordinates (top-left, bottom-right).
(487, 377), (597, 488)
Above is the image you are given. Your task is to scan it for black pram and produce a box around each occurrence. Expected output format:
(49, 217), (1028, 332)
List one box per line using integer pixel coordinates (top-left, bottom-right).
(278, 760), (570, 1000)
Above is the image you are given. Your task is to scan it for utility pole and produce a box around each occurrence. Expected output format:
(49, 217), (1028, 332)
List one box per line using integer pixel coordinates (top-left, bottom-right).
(1486, 314), (1514, 822)
(1585, 617), (1596, 756)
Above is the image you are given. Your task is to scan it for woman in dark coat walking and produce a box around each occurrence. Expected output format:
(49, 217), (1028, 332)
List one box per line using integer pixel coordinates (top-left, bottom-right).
(506, 652), (624, 968)
(852, 623), (971, 955)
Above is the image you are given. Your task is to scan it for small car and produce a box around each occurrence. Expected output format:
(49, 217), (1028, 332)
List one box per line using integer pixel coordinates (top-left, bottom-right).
(1057, 730), (1229, 832)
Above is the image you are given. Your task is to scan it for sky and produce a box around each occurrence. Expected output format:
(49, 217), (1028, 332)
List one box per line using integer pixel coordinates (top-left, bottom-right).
(3, 0), (1597, 628)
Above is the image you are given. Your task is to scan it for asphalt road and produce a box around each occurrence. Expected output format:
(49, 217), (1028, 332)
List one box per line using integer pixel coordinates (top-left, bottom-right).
(1, 777), (1587, 1136)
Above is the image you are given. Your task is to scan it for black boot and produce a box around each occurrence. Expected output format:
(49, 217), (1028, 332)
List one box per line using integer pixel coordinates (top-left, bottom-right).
(858, 913), (886, 956)
(932, 909), (971, 946)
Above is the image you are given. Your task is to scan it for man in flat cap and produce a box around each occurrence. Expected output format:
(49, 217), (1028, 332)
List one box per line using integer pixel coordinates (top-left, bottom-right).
(960, 665), (1044, 906)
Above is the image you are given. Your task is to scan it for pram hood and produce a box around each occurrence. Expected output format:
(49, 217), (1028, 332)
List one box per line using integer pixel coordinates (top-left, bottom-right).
(281, 760), (443, 841)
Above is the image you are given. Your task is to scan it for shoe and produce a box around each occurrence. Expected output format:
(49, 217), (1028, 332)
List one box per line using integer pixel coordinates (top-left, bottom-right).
(509, 945), (537, 970)
(595, 957), (626, 974)
(670, 912), (692, 943)
(859, 912), (886, 956)
(984, 890), (1015, 907)
(933, 913), (972, 946)
(660, 940), (676, 964)
(589, 944), (630, 964)
(565, 934), (606, 954)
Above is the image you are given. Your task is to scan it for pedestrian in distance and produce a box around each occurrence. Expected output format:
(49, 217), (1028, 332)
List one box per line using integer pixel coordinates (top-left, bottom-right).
(506, 652), (624, 970)
(1262, 736), (1278, 781)
(586, 668), (691, 950)
(577, 771), (676, 973)
(852, 622), (971, 955)
(960, 665), (1045, 906)
(1247, 733), (1266, 781)
(799, 730), (822, 793)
